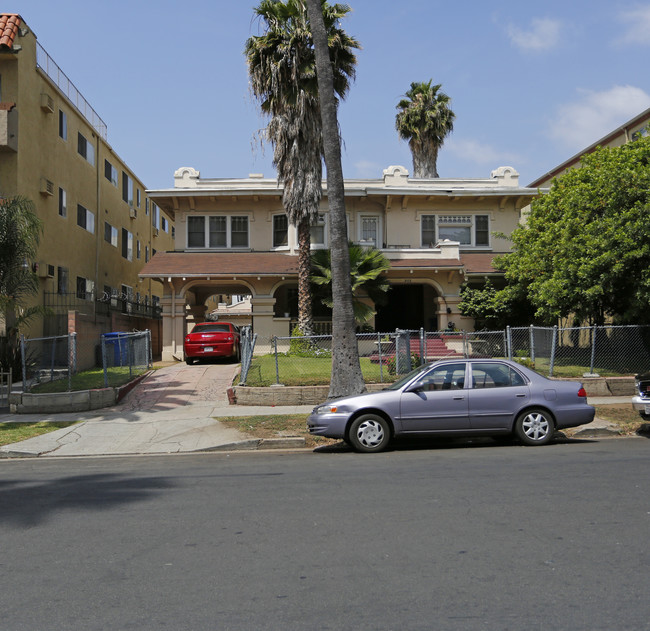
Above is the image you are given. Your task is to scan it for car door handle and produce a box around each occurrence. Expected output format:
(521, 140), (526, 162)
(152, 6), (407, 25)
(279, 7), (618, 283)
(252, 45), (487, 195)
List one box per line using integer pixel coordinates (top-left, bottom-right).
(453, 396), (465, 400)
(516, 394), (527, 398)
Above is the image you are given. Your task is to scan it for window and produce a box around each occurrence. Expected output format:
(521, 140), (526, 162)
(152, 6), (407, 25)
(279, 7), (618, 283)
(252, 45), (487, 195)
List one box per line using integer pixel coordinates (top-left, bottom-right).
(145, 246), (149, 262)
(359, 216), (379, 246)
(152, 203), (160, 229)
(419, 363), (467, 391)
(187, 215), (249, 248)
(136, 189), (141, 208)
(121, 285), (133, 313)
(57, 267), (68, 294)
(162, 216), (169, 233)
(471, 363), (526, 389)
(420, 214), (490, 248)
(104, 160), (118, 186)
(77, 204), (95, 233)
(171, 226), (175, 240)
(58, 187), (67, 218)
(121, 228), (133, 261)
(104, 222), (118, 247)
(310, 213), (327, 246)
(77, 132), (95, 165)
(145, 199), (149, 216)
(122, 172), (133, 206)
(273, 214), (288, 247)
(58, 110), (67, 140)
(136, 240), (141, 259)
(76, 276), (94, 300)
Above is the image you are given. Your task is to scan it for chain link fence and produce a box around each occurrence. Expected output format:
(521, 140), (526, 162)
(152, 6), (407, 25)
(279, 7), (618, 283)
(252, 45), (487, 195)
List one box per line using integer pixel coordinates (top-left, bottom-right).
(239, 324), (650, 387)
(19, 330), (152, 392)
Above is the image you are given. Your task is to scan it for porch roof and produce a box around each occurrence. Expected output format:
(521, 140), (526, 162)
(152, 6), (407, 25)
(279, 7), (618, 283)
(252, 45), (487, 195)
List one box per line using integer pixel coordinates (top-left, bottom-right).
(139, 251), (501, 280)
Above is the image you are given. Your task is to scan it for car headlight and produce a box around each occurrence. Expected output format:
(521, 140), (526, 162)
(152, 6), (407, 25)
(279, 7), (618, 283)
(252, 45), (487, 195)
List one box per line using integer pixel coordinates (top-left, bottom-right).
(315, 403), (343, 415)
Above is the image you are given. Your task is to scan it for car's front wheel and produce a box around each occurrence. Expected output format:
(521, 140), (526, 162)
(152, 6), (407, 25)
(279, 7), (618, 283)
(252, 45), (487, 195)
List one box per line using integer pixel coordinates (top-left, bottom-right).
(348, 414), (391, 453)
(514, 408), (554, 446)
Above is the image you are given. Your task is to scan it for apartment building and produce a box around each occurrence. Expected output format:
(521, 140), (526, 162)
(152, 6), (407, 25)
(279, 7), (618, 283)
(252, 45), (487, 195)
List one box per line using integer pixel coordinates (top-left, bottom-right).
(0, 14), (173, 341)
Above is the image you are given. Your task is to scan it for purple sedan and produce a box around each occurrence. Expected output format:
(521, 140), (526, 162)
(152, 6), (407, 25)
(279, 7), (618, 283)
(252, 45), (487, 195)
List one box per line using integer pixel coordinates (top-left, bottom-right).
(308, 359), (595, 452)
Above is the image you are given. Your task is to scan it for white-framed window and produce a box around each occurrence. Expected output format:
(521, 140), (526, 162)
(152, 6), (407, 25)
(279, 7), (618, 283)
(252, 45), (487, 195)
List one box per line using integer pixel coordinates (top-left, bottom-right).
(187, 215), (250, 249)
(77, 132), (95, 165)
(358, 215), (380, 247)
(58, 110), (67, 140)
(136, 240), (141, 259)
(273, 214), (288, 248)
(77, 204), (95, 233)
(122, 172), (133, 206)
(76, 276), (94, 301)
(104, 221), (118, 247)
(136, 189), (141, 208)
(310, 213), (327, 247)
(421, 214), (490, 248)
(152, 203), (160, 229)
(104, 160), (118, 186)
(58, 187), (67, 218)
(121, 228), (133, 261)
(162, 216), (169, 233)
(145, 198), (150, 216)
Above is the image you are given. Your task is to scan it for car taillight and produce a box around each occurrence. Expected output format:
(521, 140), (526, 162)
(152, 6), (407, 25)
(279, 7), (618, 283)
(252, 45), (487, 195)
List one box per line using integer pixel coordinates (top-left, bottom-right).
(577, 387), (587, 398)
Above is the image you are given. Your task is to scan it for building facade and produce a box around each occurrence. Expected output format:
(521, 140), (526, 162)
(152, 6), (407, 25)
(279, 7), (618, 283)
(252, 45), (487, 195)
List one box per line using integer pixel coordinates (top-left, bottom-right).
(0, 14), (173, 340)
(142, 165), (539, 362)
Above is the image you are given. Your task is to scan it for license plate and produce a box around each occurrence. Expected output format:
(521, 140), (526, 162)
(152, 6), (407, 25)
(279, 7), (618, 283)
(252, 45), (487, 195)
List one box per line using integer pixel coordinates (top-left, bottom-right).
(204, 347), (213, 352)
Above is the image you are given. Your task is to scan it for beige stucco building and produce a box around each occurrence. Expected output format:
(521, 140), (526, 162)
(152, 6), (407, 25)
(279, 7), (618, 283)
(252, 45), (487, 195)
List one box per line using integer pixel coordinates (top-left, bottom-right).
(0, 14), (173, 340)
(142, 165), (539, 362)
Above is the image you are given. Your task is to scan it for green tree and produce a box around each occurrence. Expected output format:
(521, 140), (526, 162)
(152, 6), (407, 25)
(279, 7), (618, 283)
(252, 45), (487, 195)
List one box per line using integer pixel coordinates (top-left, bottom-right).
(305, 0), (365, 397)
(496, 134), (650, 325)
(311, 243), (391, 326)
(395, 80), (455, 178)
(246, 0), (359, 336)
(0, 195), (45, 371)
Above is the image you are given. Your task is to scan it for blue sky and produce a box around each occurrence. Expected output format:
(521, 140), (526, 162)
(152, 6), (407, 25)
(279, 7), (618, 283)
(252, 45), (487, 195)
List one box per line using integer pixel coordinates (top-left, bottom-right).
(12, 0), (650, 188)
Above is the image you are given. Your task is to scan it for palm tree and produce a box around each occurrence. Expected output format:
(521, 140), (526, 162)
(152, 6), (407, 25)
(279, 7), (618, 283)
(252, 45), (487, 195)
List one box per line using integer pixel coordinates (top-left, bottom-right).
(395, 80), (455, 178)
(311, 243), (391, 327)
(305, 0), (366, 397)
(0, 195), (46, 372)
(246, 0), (359, 336)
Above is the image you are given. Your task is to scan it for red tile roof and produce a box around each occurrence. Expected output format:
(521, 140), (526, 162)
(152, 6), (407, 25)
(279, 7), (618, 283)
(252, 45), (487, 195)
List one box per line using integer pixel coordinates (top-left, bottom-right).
(0, 14), (21, 50)
(139, 251), (502, 278)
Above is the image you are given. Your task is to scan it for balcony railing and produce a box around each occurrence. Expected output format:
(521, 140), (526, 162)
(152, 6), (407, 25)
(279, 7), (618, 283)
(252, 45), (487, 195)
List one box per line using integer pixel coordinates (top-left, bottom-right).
(36, 42), (108, 140)
(44, 292), (161, 320)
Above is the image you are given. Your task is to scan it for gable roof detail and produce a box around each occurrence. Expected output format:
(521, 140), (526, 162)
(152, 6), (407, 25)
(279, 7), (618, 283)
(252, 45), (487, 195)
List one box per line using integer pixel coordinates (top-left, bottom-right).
(0, 14), (22, 50)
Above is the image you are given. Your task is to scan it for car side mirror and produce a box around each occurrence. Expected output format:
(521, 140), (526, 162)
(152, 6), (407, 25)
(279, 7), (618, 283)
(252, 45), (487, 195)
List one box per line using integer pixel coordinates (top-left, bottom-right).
(405, 381), (426, 393)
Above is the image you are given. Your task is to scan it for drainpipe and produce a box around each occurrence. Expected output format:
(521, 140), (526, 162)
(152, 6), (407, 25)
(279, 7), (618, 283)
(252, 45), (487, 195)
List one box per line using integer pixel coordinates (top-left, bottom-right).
(94, 133), (101, 318)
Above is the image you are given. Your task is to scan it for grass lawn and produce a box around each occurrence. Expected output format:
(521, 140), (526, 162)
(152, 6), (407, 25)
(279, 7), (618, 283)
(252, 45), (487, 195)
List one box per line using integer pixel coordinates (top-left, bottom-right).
(217, 404), (647, 448)
(0, 421), (79, 446)
(238, 354), (390, 387)
(29, 367), (149, 393)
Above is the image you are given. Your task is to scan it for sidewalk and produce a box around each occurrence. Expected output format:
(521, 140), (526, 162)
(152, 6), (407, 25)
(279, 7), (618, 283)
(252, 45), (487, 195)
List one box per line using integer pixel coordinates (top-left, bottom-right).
(0, 362), (636, 458)
(0, 363), (313, 458)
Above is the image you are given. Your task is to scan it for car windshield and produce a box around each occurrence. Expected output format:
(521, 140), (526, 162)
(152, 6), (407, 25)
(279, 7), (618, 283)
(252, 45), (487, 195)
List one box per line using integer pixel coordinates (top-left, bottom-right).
(193, 324), (230, 333)
(384, 365), (431, 391)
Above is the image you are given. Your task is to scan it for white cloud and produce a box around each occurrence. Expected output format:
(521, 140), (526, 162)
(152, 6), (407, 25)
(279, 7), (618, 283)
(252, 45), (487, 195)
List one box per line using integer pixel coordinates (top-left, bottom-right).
(507, 17), (562, 52)
(617, 5), (650, 45)
(548, 85), (650, 150)
(446, 138), (523, 166)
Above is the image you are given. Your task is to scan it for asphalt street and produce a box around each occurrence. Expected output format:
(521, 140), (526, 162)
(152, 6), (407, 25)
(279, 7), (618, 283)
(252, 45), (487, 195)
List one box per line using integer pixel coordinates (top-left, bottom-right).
(1, 437), (649, 630)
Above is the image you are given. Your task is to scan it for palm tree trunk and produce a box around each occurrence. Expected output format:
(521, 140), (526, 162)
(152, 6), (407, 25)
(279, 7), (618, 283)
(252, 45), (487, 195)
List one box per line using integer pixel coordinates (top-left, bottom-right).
(297, 217), (314, 336)
(306, 0), (366, 398)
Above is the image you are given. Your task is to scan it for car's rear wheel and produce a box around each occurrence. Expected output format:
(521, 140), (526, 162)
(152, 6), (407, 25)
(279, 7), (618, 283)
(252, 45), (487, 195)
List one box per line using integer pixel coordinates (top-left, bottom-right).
(514, 408), (554, 446)
(185, 357), (195, 365)
(348, 414), (391, 453)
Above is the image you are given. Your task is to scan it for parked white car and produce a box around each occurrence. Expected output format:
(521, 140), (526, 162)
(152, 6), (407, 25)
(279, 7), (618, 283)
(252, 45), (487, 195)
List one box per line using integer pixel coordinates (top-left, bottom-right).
(632, 372), (650, 420)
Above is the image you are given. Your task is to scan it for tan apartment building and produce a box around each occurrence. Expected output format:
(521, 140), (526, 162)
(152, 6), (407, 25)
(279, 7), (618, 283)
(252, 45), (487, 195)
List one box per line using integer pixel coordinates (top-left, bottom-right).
(0, 14), (173, 345)
(141, 165), (540, 362)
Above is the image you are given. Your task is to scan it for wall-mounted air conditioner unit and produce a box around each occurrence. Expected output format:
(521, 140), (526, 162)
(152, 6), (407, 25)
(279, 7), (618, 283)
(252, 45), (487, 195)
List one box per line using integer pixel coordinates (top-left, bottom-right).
(40, 93), (54, 113)
(129, 208), (137, 219)
(40, 178), (54, 196)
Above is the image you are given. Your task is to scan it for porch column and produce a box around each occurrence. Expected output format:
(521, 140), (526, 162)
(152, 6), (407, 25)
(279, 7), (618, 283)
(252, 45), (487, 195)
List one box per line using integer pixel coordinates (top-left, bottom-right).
(161, 289), (187, 362)
(186, 304), (208, 330)
(250, 296), (277, 344)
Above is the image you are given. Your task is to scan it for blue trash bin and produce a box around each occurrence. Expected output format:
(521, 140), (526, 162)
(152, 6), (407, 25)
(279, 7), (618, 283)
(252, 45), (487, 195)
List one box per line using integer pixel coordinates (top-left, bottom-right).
(103, 332), (128, 366)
